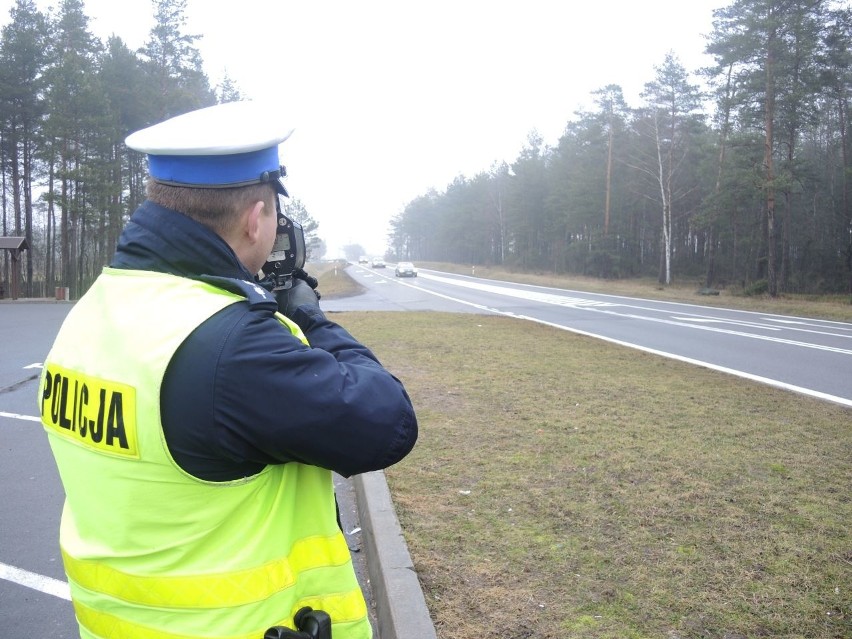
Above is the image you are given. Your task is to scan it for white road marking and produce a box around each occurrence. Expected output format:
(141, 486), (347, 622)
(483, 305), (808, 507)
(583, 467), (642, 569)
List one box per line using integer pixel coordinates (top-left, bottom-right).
(417, 273), (852, 355)
(765, 317), (852, 330)
(422, 273), (617, 307)
(0, 411), (40, 422)
(672, 316), (782, 330)
(0, 562), (70, 600)
(398, 273), (852, 408)
(513, 310), (852, 409)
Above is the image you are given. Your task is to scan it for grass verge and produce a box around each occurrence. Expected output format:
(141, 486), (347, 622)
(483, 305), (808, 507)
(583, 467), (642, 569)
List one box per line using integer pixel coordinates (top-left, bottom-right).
(337, 311), (850, 639)
(313, 262), (850, 637)
(305, 260), (362, 299)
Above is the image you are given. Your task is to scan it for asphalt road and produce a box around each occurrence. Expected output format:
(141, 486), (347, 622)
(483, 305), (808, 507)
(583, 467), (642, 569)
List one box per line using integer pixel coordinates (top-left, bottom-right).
(0, 302), (76, 637)
(329, 264), (852, 407)
(2, 267), (849, 636)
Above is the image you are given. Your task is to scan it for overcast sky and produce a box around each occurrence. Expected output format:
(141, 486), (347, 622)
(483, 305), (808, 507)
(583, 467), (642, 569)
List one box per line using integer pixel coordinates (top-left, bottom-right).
(2, 0), (722, 257)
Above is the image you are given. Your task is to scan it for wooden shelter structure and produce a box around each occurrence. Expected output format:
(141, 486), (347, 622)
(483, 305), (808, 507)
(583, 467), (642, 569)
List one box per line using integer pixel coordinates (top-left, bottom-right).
(0, 236), (29, 300)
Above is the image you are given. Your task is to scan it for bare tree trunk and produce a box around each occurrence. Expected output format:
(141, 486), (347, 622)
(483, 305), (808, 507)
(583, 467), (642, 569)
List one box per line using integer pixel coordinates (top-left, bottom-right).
(61, 174), (69, 294)
(653, 112), (672, 285)
(46, 159), (55, 292)
(604, 121), (613, 237)
(1, 131), (6, 295)
(23, 131), (33, 296)
(60, 132), (71, 294)
(781, 189), (792, 292)
(764, 24), (778, 297)
(838, 94), (852, 298)
(73, 151), (83, 297)
(9, 128), (24, 294)
(110, 142), (124, 260)
(707, 64), (734, 289)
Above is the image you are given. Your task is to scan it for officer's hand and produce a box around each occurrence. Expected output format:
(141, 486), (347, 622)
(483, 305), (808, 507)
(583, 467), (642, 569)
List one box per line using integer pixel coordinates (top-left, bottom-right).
(275, 278), (321, 319)
(294, 267), (320, 295)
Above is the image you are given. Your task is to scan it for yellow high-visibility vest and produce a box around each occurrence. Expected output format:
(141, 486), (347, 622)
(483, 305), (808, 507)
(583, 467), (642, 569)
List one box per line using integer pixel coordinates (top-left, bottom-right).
(39, 268), (372, 639)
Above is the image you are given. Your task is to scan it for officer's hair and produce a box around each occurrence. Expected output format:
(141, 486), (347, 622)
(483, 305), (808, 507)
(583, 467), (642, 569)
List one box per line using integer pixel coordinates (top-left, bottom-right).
(146, 180), (275, 236)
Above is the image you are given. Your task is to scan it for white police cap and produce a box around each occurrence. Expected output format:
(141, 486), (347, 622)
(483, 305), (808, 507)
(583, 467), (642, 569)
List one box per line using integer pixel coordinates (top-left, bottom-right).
(125, 101), (293, 195)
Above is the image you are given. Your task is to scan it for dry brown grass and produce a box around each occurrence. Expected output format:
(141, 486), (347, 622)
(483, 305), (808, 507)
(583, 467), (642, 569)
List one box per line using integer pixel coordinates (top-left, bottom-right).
(336, 311), (851, 639)
(315, 262), (851, 637)
(308, 260), (364, 298)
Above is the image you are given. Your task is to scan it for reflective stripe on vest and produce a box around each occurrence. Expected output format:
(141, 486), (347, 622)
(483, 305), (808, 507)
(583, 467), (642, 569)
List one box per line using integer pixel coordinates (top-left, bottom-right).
(72, 588), (369, 639)
(61, 532), (352, 608)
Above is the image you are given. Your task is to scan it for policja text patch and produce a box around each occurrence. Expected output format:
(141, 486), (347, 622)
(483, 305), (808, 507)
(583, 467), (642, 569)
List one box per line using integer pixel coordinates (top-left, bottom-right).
(41, 363), (139, 458)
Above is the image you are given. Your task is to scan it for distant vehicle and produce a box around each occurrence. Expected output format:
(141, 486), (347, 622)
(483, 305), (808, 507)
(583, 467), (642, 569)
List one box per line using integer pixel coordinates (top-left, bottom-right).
(394, 261), (417, 277)
(371, 258), (386, 268)
(358, 256), (369, 264)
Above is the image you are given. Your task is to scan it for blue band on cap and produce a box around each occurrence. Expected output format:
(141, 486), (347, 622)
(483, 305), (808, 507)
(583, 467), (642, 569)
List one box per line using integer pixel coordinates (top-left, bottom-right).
(147, 146), (280, 188)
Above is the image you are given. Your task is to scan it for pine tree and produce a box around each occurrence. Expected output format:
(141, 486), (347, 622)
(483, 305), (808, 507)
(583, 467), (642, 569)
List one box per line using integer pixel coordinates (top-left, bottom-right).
(706, 0), (829, 296)
(138, 0), (215, 120)
(0, 0), (49, 296)
(42, 0), (108, 297)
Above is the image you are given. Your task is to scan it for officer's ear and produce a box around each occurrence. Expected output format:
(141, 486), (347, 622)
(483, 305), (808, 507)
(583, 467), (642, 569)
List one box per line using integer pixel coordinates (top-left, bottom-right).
(244, 200), (267, 244)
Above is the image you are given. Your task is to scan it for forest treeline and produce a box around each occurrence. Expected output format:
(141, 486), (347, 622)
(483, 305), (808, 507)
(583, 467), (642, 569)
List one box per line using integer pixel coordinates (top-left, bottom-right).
(0, 0), (229, 298)
(389, 0), (852, 297)
(0, 0), (323, 299)
(2, 1), (851, 299)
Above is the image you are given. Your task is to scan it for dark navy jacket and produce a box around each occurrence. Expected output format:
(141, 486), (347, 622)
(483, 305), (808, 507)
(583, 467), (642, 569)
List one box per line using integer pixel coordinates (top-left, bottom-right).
(111, 201), (417, 481)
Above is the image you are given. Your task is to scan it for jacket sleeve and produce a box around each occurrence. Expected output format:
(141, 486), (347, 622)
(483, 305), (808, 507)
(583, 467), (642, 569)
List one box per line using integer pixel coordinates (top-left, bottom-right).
(162, 303), (417, 479)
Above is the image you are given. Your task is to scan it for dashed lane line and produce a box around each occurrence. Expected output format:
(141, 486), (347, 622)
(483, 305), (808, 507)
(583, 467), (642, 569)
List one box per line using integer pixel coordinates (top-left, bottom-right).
(0, 410), (69, 600)
(0, 411), (40, 422)
(0, 561), (70, 600)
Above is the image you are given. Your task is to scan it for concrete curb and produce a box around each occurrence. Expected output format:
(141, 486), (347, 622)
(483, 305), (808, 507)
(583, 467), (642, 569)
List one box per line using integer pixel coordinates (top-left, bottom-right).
(354, 471), (437, 639)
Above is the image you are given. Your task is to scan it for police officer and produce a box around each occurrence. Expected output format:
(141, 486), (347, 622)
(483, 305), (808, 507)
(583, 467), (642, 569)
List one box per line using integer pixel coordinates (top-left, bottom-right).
(39, 101), (417, 639)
